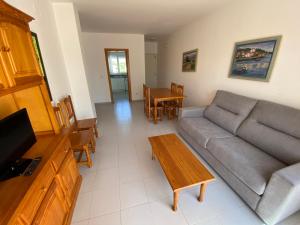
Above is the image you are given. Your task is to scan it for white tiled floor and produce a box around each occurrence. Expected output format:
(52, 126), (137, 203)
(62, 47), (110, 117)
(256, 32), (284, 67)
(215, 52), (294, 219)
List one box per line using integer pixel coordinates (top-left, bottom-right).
(72, 100), (300, 225)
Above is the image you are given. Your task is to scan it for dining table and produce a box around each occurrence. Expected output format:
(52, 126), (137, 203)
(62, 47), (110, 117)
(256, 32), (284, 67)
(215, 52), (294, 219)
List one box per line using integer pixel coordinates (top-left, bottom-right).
(150, 88), (185, 124)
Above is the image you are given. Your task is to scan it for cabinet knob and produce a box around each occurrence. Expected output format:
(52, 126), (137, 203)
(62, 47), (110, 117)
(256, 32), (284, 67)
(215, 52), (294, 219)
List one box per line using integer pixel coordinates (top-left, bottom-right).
(41, 186), (47, 192)
(1, 46), (10, 52)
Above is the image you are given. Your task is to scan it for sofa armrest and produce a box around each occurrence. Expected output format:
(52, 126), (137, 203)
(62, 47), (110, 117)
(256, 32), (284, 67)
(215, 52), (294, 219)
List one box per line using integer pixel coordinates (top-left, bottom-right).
(178, 106), (206, 119)
(256, 162), (300, 225)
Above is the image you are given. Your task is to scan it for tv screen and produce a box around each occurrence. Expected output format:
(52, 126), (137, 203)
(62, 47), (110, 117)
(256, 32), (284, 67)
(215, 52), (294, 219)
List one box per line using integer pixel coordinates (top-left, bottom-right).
(0, 109), (36, 172)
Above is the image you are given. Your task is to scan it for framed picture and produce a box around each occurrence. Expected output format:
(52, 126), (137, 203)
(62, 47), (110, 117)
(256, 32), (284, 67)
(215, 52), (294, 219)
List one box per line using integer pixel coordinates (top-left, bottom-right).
(228, 36), (281, 82)
(182, 49), (198, 72)
(31, 32), (52, 100)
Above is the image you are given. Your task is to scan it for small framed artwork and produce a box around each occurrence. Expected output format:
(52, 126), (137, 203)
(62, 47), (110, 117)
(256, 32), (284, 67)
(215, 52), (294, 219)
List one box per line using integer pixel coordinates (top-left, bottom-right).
(182, 49), (198, 72)
(31, 32), (53, 100)
(229, 36), (281, 82)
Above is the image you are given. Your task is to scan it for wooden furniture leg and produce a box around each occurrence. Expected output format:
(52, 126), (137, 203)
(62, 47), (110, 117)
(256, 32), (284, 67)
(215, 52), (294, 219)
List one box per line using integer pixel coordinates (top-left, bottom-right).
(77, 151), (83, 162)
(154, 99), (158, 124)
(198, 183), (207, 202)
(84, 145), (93, 168)
(173, 191), (179, 211)
(90, 135), (96, 153)
(94, 124), (99, 138)
(152, 149), (155, 160)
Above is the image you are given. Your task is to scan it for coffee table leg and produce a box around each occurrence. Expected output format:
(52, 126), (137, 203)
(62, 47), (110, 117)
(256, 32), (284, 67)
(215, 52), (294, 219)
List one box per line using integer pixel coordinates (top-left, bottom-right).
(152, 149), (155, 160)
(198, 183), (207, 202)
(173, 191), (179, 211)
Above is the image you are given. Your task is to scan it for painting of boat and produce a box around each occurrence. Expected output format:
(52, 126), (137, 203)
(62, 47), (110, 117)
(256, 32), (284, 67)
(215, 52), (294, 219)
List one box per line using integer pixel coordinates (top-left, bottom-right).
(229, 36), (281, 81)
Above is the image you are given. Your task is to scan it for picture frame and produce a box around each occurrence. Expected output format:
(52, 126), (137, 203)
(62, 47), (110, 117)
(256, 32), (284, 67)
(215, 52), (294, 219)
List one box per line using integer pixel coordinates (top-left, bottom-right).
(182, 49), (198, 72)
(31, 32), (53, 100)
(228, 36), (281, 82)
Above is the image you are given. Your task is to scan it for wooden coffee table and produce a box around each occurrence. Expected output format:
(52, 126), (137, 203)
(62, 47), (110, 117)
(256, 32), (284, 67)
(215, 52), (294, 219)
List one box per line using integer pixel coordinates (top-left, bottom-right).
(148, 133), (215, 211)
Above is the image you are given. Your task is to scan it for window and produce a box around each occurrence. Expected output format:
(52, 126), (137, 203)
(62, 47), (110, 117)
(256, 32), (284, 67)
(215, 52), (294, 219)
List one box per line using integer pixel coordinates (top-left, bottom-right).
(108, 52), (127, 75)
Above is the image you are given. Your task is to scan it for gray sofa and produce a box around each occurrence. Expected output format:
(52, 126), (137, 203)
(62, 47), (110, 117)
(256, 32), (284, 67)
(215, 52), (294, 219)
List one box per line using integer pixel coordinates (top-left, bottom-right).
(177, 90), (300, 225)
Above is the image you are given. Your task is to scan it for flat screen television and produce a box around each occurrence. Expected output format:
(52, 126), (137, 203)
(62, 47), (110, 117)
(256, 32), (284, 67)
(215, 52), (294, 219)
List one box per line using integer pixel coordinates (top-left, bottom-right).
(0, 108), (37, 181)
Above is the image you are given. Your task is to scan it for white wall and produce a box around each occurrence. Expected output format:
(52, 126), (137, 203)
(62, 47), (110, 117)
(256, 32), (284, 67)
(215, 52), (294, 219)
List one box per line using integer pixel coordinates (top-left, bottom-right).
(53, 3), (96, 118)
(81, 33), (145, 103)
(6, 0), (71, 102)
(158, 0), (300, 109)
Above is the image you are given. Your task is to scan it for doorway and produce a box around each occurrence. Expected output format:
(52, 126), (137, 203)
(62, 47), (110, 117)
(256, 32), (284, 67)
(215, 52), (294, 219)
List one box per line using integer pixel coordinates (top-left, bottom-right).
(104, 49), (132, 103)
(145, 53), (158, 87)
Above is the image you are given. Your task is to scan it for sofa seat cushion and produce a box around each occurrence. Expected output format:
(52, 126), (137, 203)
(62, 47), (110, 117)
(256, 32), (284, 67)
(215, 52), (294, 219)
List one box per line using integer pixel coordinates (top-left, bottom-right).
(207, 137), (286, 195)
(178, 117), (232, 148)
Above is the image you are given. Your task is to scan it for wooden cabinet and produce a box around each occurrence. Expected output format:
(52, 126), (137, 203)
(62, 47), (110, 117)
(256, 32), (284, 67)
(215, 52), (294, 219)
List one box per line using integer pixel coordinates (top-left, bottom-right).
(0, 62), (7, 89)
(0, 2), (42, 88)
(0, 133), (82, 225)
(0, 1), (60, 135)
(32, 180), (69, 225)
(0, 22), (42, 86)
(56, 150), (80, 208)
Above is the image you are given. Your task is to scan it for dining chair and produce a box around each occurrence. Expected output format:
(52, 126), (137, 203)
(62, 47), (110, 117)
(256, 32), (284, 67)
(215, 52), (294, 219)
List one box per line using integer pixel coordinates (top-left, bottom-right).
(63, 95), (99, 138)
(171, 82), (177, 93)
(145, 87), (163, 121)
(53, 103), (94, 168)
(165, 82), (178, 119)
(176, 85), (184, 109)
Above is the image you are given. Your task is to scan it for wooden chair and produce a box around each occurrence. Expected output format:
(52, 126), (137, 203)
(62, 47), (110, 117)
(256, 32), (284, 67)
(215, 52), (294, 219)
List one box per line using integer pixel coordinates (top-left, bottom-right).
(171, 82), (177, 93)
(165, 82), (178, 119)
(53, 104), (94, 168)
(176, 85), (184, 109)
(165, 84), (184, 120)
(63, 95), (99, 138)
(145, 87), (163, 121)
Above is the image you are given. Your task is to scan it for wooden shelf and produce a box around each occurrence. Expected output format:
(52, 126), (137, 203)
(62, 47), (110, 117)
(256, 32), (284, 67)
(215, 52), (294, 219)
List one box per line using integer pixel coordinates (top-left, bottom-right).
(0, 77), (42, 98)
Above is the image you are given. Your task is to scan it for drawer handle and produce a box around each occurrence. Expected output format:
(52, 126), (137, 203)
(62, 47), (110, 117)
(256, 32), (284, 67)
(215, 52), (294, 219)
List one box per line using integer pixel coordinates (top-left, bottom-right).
(41, 186), (47, 192)
(1, 46), (10, 52)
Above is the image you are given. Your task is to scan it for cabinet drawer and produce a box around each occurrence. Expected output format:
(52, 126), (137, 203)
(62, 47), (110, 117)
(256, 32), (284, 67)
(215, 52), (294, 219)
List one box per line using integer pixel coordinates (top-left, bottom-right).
(19, 164), (55, 224)
(51, 140), (71, 172)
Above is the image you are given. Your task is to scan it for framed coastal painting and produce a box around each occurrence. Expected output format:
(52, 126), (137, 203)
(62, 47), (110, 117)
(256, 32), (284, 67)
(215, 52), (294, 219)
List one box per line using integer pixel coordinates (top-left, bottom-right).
(182, 49), (198, 72)
(31, 32), (53, 100)
(229, 36), (281, 82)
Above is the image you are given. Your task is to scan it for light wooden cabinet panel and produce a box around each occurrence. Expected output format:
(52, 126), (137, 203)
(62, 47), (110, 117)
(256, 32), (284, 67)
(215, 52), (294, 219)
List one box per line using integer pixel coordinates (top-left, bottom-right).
(0, 38), (8, 90)
(7, 218), (28, 225)
(0, 22), (42, 86)
(13, 86), (53, 133)
(0, 63), (7, 89)
(56, 150), (80, 208)
(0, 94), (18, 119)
(31, 180), (69, 225)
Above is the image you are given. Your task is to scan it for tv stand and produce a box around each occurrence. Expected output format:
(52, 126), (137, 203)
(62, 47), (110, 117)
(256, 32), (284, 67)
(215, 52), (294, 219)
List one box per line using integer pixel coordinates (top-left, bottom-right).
(0, 157), (41, 181)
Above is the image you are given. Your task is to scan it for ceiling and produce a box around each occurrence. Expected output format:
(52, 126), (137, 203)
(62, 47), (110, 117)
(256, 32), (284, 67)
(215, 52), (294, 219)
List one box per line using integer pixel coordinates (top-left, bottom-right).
(52, 0), (235, 38)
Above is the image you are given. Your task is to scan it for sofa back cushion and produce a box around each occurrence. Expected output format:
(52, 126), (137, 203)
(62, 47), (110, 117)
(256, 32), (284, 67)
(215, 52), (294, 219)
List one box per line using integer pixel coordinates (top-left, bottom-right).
(204, 90), (257, 134)
(238, 100), (300, 165)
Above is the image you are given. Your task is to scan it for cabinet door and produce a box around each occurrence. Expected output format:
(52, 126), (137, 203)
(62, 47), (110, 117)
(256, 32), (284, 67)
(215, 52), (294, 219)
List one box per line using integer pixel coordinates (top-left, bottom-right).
(0, 22), (42, 86)
(0, 35), (9, 89)
(56, 150), (80, 207)
(0, 63), (7, 89)
(32, 180), (69, 225)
